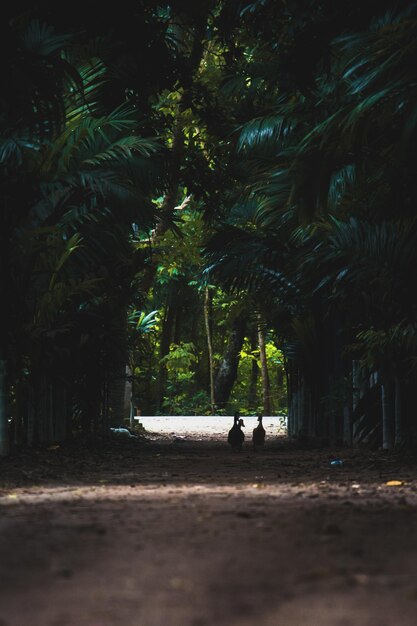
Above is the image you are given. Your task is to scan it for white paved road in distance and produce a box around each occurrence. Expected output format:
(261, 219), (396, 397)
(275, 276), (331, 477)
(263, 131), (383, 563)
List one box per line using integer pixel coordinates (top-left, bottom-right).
(135, 414), (286, 440)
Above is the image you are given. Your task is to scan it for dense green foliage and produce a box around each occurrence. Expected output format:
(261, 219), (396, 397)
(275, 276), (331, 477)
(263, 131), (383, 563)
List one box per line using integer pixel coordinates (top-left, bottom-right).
(204, 0), (417, 448)
(1, 0), (416, 454)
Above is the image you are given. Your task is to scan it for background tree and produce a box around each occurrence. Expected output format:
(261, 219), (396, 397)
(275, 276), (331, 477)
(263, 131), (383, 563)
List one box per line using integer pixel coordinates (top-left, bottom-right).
(203, 0), (417, 447)
(2, 0), (416, 454)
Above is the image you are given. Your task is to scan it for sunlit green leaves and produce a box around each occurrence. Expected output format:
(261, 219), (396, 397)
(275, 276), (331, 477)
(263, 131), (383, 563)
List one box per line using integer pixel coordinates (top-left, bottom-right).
(128, 309), (159, 334)
(161, 342), (197, 372)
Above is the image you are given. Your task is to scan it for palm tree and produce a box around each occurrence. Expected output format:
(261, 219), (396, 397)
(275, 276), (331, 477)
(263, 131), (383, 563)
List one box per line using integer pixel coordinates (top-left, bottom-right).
(203, 1), (417, 447)
(0, 18), (79, 455)
(0, 17), (165, 452)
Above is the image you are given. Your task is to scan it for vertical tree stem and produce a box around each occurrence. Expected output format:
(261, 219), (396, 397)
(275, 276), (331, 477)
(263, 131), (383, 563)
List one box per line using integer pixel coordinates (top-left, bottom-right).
(204, 287), (215, 415)
(258, 321), (272, 416)
(0, 359), (9, 456)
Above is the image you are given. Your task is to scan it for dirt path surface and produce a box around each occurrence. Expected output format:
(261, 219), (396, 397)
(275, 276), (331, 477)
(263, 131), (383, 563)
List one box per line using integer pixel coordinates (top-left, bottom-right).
(1, 430), (417, 626)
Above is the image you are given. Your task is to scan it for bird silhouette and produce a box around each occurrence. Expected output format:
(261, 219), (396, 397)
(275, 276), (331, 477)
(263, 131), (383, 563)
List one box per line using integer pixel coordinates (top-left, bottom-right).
(228, 412), (245, 451)
(252, 413), (265, 450)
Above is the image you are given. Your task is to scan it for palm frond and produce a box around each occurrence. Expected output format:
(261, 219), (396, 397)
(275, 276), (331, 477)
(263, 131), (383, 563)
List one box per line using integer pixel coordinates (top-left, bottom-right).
(9, 20), (79, 139)
(204, 225), (300, 309)
(328, 165), (356, 211)
(237, 114), (294, 153)
(21, 20), (72, 55)
(82, 136), (160, 166)
(128, 309), (159, 333)
(0, 134), (39, 167)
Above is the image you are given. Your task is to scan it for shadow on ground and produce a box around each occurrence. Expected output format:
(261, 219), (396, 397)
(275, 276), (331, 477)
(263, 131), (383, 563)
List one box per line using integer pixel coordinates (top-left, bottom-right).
(1, 434), (417, 626)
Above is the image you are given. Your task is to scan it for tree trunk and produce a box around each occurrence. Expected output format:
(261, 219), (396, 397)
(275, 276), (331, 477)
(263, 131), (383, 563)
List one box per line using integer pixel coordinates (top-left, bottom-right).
(286, 360), (303, 438)
(13, 376), (25, 446)
(128, 365), (136, 430)
(27, 382), (35, 447)
(343, 404), (352, 446)
(293, 381), (304, 437)
(156, 302), (176, 413)
(381, 377), (394, 450)
(105, 306), (131, 428)
(394, 374), (405, 449)
(352, 360), (362, 413)
(0, 359), (9, 457)
(54, 382), (69, 443)
(247, 331), (259, 410)
(214, 312), (247, 410)
(36, 375), (57, 444)
(204, 287), (215, 414)
(37, 374), (47, 443)
(258, 323), (272, 416)
(108, 364), (131, 426)
(285, 360), (293, 436)
(404, 375), (417, 449)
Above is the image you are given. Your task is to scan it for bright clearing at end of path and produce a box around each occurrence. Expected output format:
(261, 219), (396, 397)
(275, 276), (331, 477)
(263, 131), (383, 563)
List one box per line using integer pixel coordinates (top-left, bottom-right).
(135, 414), (287, 439)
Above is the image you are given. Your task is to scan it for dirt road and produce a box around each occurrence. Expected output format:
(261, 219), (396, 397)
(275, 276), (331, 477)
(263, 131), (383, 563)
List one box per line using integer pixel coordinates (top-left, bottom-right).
(1, 432), (417, 626)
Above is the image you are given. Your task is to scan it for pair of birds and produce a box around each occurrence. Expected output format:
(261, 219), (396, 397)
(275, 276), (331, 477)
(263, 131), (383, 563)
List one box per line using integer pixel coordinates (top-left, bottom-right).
(227, 411), (265, 452)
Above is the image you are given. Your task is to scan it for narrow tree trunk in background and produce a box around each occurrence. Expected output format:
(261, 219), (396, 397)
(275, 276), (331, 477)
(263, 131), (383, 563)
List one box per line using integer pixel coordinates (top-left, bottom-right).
(54, 382), (68, 443)
(352, 360), (361, 413)
(294, 378), (304, 437)
(106, 306), (130, 428)
(285, 360), (293, 435)
(381, 377), (394, 450)
(276, 363), (285, 413)
(36, 375), (56, 444)
(108, 365), (130, 426)
(394, 375), (405, 449)
(343, 403), (352, 446)
(156, 303), (176, 413)
(27, 382), (35, 446)
(404, 376), (417, 448)
(305, 384), (314, 438)
(100, 379), (109, 431)
(327, 372), (337, 445)
(258, 324), (272, 416)
(0, 359), (9, 457)
(13, 376), (23, 445)
(48, 382), (54, 442)
(214, 312), (247, 410)
(352, 363), (370, 446)
(37, 374), (47, 443)
(247, 330), (259, 410)
(342, 370), (353, 446)
(129, 366), (135, 430)
(286, 361), (304, 438)
(204, 287), (215, 415)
